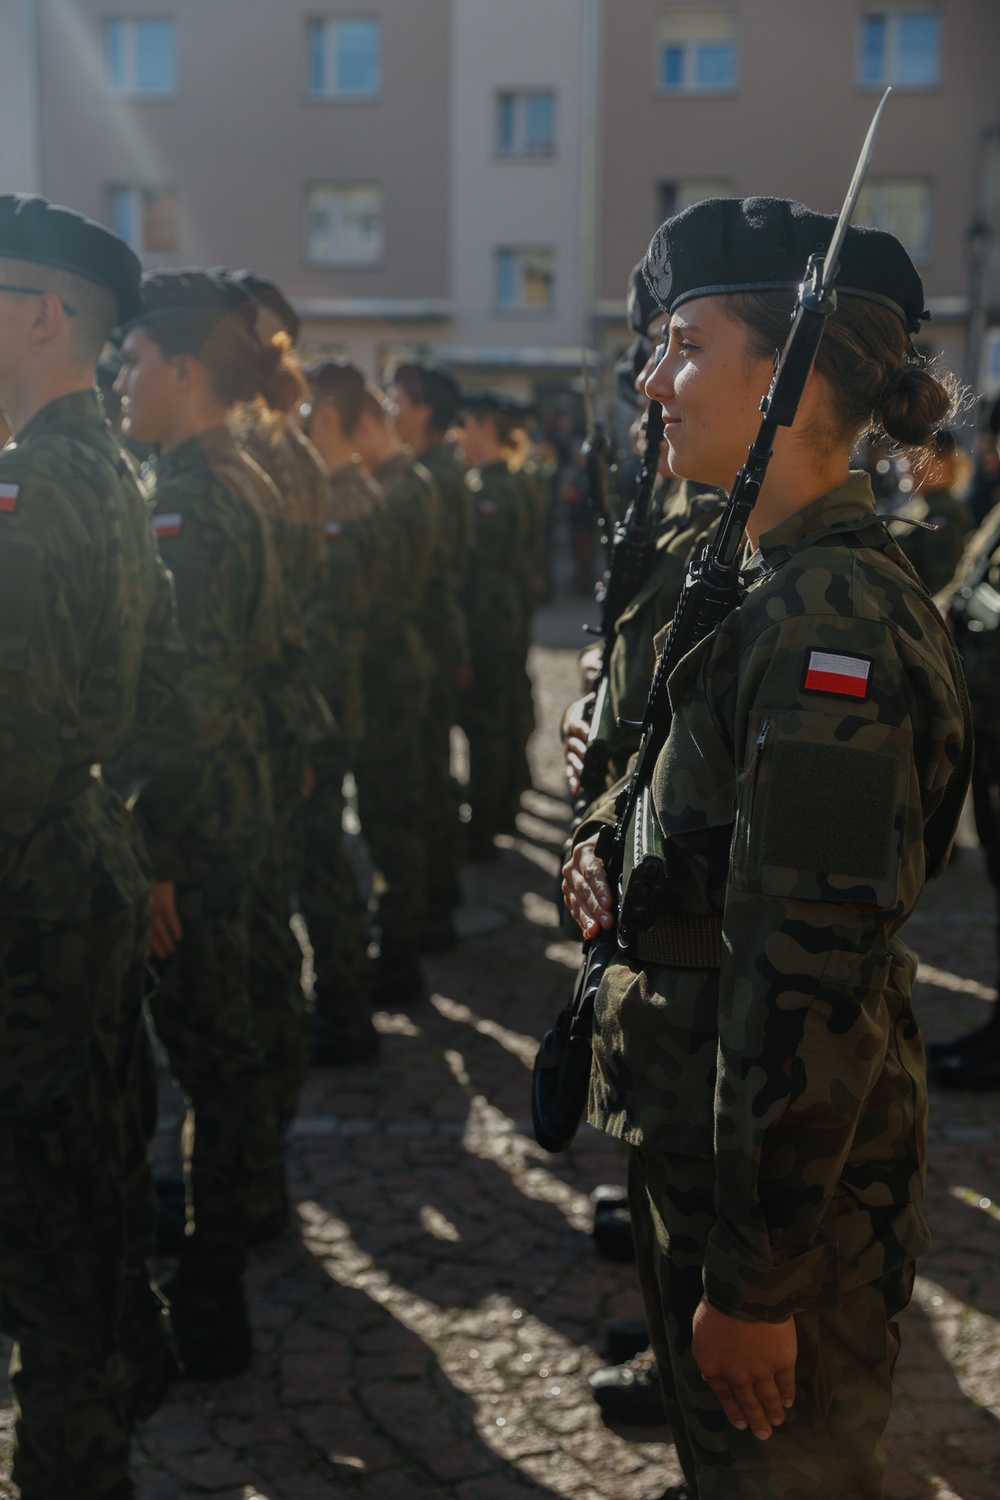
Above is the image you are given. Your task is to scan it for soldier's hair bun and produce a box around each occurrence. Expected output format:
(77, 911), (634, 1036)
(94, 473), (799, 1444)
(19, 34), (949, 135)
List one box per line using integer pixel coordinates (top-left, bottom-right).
(877, 362), (953, 447)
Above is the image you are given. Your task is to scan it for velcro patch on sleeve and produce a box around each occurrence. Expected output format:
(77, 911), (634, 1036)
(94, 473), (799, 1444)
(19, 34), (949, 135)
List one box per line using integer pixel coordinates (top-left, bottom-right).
(0, 482), (20, 514)
(759, 741), (899, 885)
(152, 512), (183, 540)
(802, 650), (871, 701)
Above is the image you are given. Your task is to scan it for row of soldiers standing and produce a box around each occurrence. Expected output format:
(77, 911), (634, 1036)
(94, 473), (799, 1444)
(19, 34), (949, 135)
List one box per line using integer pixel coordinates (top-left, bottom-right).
(0, 193), (544, 1500)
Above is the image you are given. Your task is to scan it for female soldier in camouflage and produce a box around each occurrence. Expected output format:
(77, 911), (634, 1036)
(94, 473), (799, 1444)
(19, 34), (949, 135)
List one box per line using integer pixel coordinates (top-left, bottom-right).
(562, 199), (969, 1500)
(114, 271), (301, 1379)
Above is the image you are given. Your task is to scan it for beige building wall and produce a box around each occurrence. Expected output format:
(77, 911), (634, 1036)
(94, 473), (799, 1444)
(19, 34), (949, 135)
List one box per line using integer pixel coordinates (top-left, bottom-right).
(32, 0), (451, 366)
(0, 1), (41, 194)
(598, 0), (1000, 381)
(442, 0), (591, 388)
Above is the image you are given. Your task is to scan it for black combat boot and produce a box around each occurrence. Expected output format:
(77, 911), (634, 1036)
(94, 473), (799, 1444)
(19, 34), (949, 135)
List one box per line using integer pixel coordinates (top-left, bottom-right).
(589, 1359), (666, 1424)
(929, 998), (1000, 1087)
(161, 1256), (252, 1380)
(591, 1183), (635, 1261)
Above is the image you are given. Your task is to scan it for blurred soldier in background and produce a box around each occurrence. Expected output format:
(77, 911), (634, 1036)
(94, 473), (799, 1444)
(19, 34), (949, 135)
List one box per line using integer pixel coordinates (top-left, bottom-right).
(299, 361), (384, 1063)
(886, 429), (972, 596)
(455, 394), (529, 860)
(931, 450), (1000, 1088)
(0, 194), (183, 1500)
(224, 270), (332, 1227)
(114, 270), (298, 1379)
(384, 362), (471, 950)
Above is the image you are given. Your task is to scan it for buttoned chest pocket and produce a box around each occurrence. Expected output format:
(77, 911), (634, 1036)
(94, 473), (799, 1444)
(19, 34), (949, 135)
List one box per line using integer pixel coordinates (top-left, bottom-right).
(730, 709), (912, 908)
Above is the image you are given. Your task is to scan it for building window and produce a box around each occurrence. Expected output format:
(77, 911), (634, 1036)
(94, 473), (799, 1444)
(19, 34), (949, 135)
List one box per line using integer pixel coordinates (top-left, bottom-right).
(496, 91), (556, 155)
(104, 19), (177, 97)
(855, 178), (933, 262)
(306, 185), (383, 266)
(496, 249), (554, 312)
(306, 18), (380, 98)
(658, 6), (736, 94)
(109, 186), (178, 255)
(859, 11), (940, 87)
(658, 179), (731, 224)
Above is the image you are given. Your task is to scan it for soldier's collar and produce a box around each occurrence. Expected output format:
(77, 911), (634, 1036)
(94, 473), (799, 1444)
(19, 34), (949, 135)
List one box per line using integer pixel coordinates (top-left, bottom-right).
(755, 471), (877, 561)
(13, 387), (105, 444)
(157, 423), (236, 477)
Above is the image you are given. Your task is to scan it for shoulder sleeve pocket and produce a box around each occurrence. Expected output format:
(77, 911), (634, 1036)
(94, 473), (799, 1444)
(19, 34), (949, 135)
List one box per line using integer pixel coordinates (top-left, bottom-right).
(731, 709), (911, 908)
(0, 532), (45, 672)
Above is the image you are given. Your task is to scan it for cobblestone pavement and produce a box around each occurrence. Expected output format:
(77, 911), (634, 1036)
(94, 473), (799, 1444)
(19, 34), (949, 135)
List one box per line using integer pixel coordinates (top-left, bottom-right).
(1, 600), (1000, 1499)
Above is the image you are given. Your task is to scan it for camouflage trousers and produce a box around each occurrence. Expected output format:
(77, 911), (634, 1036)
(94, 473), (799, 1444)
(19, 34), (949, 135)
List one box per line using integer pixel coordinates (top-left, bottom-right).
(247, 743), (310, 1133)
(0, 905), (152, 1500)
(357, 647), (430, 970)
(149, 868), (277, 1279)
(460, 637), (521, 849)
(298, 737), (374, 1040)
(422, 668), (463, 921)
(628, 1147), (913, 1500)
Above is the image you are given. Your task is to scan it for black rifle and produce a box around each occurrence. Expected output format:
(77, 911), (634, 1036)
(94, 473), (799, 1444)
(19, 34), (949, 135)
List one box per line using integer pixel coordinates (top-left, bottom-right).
(533, 90), (892, 1154)
(574, 401), (665, 817)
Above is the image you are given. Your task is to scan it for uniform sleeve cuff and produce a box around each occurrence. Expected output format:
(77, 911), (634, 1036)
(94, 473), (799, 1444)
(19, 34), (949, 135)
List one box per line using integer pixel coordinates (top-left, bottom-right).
(703, 1230), (840, 1322)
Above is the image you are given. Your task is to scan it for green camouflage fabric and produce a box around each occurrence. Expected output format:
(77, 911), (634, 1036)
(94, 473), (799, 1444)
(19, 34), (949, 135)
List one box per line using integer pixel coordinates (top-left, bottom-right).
(887, 484), (972, 598)
(459, 458), (529, 849)
(131, 425), (285, 880)
(133, 426), (287, 1280)
(356, 452), (440, 974)
(503, 464), (549, 825)
(629, 1145), (913, 1499)
(301, 460), (384, 1040)
(235, 415), (331, 1185)
(416, 440), (474, 921)
(586, 473), (968, 1320)
(604, 480), (726, 781)
(0, 389), (188, 1496)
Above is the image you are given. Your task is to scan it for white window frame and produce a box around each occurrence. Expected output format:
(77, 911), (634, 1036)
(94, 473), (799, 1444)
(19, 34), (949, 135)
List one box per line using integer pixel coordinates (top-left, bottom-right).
(855, 176), (935, 265)
(495, 247), (555, 315)
(305, 16), (381, 100)
(657, 7), (737, 96)
(305, 184), (384, 268)
(104, 18), (177, 99)
(495, 90), (557, 157)
(857, 9), (942, 90)
(107, 185), (179, 258)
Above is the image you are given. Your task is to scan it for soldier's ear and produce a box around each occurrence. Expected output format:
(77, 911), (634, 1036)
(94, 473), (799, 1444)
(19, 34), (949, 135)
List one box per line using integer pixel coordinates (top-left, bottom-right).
(30, 291), (69, 347)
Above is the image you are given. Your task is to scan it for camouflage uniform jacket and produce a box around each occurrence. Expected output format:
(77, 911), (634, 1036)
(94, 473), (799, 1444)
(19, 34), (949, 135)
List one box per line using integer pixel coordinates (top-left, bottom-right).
(937, 499), (1000, 738)
(307, 459), (384, 746)
(419, 441), (473, 677)
(605, 480), (726, 780)
(585, 473), (968, 1321)
(464, 460), (526, 649)
(236, 415), (330, 747)
(887, 484), (973, 598)
(512, 461), (549, 629)
(132, 426), (285, 882)
(0, 390), (186, 922)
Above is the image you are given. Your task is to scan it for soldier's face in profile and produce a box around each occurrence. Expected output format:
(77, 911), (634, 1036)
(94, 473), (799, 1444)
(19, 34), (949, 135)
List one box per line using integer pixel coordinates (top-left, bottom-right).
(386, 384), (422, 449)
(644, 296), (773, 492)
(114, 328), (184, 445)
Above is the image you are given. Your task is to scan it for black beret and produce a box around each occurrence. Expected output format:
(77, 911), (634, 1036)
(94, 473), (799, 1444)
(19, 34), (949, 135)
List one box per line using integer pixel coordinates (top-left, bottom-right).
(457, 391), (514, 419)
(225, 268), (301, 342)
(305, 358), (366, 396)
(123, 269), (258, 350)
(615, 337), (649, 408)
(626, 260), (662, 337)
(0, 192), (142, 323)
(643, 197), (929, 335)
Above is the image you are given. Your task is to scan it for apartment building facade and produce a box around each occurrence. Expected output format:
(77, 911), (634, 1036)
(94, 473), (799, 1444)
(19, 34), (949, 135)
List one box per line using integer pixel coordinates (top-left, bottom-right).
(2, 0), (998, 397)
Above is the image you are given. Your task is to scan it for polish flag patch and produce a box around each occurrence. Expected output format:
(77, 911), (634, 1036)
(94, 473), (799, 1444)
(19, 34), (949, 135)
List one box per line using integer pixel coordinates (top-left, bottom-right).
(153, 512), (182, 540)
(803, 650), (872, 701)
(324, 520), (343, 540)
(0, 482), (20, 513)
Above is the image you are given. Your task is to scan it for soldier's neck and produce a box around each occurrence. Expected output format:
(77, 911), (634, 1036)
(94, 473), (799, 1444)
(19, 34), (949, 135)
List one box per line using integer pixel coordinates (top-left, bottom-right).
(3, 361), (95, 437)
